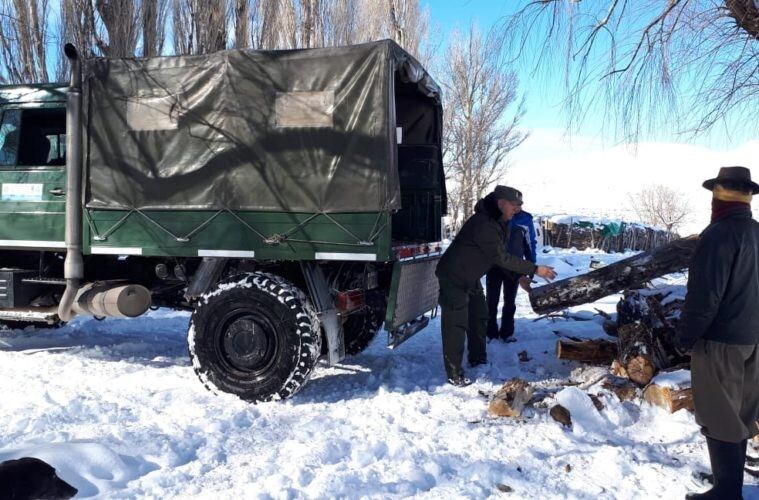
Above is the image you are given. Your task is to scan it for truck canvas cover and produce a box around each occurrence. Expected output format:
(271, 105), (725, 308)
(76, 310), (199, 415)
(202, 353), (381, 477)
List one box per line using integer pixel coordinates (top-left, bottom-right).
(83, 40), (441, 213)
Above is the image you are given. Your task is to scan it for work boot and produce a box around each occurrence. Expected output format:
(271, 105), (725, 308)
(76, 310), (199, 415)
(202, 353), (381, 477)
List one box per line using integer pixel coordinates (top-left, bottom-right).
(447, 375), (472, 387)
(686, 437), (745, 499)
(469, 357), (488, 368)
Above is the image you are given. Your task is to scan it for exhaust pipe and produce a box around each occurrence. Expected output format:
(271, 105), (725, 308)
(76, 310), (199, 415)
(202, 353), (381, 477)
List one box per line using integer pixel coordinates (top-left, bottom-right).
(58, 43), (84, 322)
(72, 283), (152, 318)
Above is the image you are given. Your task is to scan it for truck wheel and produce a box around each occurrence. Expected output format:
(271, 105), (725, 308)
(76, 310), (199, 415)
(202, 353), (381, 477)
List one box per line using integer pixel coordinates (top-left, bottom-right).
(188, 273), (321, 402)
(343, 292), (385, 355)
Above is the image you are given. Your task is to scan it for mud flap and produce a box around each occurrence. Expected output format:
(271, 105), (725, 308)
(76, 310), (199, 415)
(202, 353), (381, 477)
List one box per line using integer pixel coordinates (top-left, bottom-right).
(384, 255), (440, 348)
(301, 261), (345, 365)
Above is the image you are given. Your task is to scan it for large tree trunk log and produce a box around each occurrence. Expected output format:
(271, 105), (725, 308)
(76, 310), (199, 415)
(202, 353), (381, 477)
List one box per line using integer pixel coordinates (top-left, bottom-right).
(529, 237), (698, 315)
(556, 338), (618, 364)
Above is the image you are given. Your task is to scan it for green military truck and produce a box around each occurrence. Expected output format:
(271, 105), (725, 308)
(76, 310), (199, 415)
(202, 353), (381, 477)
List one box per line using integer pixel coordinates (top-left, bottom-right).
(0, 41), (446, 402)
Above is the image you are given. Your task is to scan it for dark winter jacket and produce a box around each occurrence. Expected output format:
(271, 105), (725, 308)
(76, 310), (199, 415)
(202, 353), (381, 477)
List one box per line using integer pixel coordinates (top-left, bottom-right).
(677, 207), (759, 350)
(509, 211), (537, 263)
(436, 194), (537, 290)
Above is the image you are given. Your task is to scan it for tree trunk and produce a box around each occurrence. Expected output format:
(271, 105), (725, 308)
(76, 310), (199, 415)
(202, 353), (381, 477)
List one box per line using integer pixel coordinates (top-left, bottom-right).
(556, 338), (618, 364)
(529, 237), (698, 315)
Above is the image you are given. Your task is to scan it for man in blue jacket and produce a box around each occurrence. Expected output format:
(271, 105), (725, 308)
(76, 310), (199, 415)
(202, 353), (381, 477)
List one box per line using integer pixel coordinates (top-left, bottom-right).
(486, 189), (538, 341)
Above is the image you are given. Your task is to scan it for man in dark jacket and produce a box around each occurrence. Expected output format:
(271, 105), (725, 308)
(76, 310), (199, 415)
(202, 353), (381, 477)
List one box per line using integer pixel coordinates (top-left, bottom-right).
(486, 192), (538, 341)
(436, 186), (557, 386)
(677, 166), (759, 500)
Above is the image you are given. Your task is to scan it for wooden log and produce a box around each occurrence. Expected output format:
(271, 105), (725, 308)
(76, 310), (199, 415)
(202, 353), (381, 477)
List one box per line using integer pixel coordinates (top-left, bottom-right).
(617, 321), (669, 386)
(643, 383), (694, 413)
(488, 378), (534, 418)
(611, 359), (628, 378)
(529, 237), (698, 315)
(556, 338), (618, 364)
(601, 376), (638, 401)
(550, 404), (572, 427)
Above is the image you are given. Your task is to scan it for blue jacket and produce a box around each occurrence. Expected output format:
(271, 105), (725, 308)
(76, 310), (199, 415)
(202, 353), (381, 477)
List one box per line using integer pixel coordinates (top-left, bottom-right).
(509, 210), (537, 263)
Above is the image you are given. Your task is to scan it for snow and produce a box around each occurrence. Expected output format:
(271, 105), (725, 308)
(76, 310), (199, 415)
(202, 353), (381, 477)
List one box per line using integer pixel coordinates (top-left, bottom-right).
(0, 249), (757, 498)
(652, 370), (692, 390)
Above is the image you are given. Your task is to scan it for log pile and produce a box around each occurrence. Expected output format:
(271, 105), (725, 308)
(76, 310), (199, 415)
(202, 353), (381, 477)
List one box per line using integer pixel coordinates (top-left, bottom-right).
(615, 288), (688, 386)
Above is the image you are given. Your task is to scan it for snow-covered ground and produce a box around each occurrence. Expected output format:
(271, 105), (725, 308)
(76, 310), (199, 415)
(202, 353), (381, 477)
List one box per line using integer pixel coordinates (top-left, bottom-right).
(0, 249), (757, 499)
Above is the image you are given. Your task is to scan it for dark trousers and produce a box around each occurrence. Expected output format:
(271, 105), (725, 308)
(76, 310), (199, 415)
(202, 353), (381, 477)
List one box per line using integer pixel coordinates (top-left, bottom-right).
(438, 278), (488, 379)
(485, 268), (519, 340)
(691, 340), (759, 442)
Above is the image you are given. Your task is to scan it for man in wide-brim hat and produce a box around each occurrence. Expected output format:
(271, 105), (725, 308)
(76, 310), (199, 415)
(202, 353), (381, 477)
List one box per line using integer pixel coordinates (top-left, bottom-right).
(678, 166), (759, 499)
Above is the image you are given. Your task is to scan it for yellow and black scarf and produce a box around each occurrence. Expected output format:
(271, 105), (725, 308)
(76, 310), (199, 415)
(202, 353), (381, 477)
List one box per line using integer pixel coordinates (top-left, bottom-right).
(711, 184), (753, 222)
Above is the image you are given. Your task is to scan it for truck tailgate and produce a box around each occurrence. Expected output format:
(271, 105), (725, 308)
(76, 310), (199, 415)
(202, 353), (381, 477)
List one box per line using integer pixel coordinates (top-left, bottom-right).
(384, 255), (440, 348)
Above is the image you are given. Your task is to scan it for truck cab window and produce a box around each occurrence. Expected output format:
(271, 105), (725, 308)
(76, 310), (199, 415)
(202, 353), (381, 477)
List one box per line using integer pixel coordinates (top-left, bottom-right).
(0, 109), (21, 166)
(17, 108), (66, 167)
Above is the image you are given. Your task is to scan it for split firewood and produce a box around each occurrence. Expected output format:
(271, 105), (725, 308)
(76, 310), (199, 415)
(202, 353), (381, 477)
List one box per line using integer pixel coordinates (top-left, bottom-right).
(556, 338), (618, 364)
(550, 404), (572, 427)
(488, 378), (534, 418)
(529, 237), (697, 315)
(601, 376), (638, 402)
(643, 385), (694, 413)
(643, 370), (694, 413)
(611, 359), (628, 378)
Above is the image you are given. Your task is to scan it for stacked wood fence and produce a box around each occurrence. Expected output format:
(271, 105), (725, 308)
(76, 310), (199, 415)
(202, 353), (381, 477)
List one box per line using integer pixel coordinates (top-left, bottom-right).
(540, 218), (677, 253)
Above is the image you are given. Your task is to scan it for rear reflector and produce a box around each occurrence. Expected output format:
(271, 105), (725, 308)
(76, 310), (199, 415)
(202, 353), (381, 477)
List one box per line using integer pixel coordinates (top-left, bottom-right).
(336, 289), (365, 313)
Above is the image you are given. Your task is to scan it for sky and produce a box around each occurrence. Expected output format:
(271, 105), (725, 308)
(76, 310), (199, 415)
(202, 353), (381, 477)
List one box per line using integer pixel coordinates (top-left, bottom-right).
(424, 0), (759, 234)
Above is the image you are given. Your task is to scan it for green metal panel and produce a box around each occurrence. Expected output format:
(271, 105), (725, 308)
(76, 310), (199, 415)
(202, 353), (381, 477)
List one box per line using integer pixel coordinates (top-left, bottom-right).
(84, 209), (394, 261)
(0, 169), (66, 248)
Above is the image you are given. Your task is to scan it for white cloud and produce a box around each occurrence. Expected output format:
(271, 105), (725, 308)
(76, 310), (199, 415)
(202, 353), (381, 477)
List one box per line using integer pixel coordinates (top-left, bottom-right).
(503, 130), (759, 235)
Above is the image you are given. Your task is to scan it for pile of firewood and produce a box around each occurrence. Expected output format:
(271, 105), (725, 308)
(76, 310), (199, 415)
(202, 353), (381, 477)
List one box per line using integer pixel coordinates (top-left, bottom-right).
(554, 285), (691, 412)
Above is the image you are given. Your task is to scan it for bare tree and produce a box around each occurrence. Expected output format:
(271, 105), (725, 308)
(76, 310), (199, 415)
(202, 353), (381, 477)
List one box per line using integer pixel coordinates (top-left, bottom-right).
(629, 185), (691, 234)
(386, 0), (430, 62)
(93, 0), (141, 57)
(0, 0), (52, 83)
(234, 0), (250, 48)
(504, 1), (759, 141)
(442, 25), (528, 229)
(142, 0), (169, 57)
(172, 0), (227, 55)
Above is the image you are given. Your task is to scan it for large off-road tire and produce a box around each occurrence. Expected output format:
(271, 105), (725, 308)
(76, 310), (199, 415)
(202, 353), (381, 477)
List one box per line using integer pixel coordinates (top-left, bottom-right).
(188, 273), (322, 402)
(343, 291), (386, 355)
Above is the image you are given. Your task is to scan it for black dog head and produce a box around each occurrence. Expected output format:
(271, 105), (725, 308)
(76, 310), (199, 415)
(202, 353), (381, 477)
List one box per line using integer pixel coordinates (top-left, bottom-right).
(0, 457), (78, 499)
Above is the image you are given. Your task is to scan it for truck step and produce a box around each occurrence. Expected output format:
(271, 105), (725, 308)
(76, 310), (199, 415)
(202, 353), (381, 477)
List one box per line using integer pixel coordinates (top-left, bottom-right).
(0, 307), (59, 324)
(21, 277), (67, 286)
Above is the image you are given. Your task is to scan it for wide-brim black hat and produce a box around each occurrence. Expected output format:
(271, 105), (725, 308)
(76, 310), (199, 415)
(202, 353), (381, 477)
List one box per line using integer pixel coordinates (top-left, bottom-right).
(703, 166), (759, 194)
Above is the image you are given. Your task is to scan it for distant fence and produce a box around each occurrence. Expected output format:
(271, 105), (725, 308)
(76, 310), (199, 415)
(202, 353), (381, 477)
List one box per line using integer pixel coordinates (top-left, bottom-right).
(540, 217), (677, 253)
